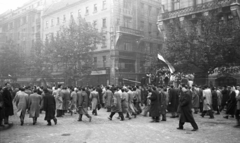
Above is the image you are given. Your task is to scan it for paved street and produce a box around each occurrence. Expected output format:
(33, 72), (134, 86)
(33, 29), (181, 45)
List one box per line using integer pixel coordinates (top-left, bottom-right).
(0, 108), (239, 143)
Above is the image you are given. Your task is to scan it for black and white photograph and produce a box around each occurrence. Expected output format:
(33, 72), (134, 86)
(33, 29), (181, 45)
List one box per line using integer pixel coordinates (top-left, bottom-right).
(0, 0), (240, 143)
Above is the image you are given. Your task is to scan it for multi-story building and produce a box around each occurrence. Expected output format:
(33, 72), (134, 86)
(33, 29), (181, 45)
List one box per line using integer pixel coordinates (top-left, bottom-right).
(157, 0), (240, 86)
(0, 0), (58, 56)
(42, 0), (162, 86)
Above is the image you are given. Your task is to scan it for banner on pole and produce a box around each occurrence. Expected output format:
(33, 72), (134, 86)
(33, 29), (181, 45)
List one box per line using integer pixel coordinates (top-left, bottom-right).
(157, 54), (175, 73)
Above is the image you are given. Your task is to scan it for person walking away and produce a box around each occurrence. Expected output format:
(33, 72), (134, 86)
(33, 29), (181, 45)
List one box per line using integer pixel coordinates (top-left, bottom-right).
(2, 83), (14, 125)
(221, 86), (230, 111)
(77, 87), (92, 122)
(159, 87), (167, 121)
(71, 88), (78, 114)
(177, 84), (198, 131)
(90, 88), (100, 116)
(224, 86), (237, 119)
(55, 84), (64, 117)
(142, 89), (151, 117)
(43, 88), (57, 126)
(128, 87), (137, 118)
(201, 85), (214, 119)
(211, 87), (219, 115)
(122, 88), (131, 119)
(105, 86), (113, 112)
(14, 87), (29, 126)
(216, 87), (223, 115)
(148, 87), (160, 122)
(136, 86), (142, 114)
(108, 88), (124, 121)
(198, 86), (204, 113)
(168, 86), (179, 118)
(29, 89), (42, 125)
(191, 86), (199, 114)
(0, 87), (5, 127)
(235, 86), (240, 127)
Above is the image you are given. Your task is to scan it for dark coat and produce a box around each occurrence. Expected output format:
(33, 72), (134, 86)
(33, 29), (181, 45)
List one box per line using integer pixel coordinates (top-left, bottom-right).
(226, 91), (237, 115)
(168, 88), (179, 112)
(179, 90), (195, 123)
(2, 88), (14, 117)
(149, 90), (160, 117)
(0, 91), (5, 119)
(221, 89), (229, 106)
(43, 91), (56, 120)
(62, 89), (70, 110)
(211, 90), (218, 111)
(159, 91), (167, 114)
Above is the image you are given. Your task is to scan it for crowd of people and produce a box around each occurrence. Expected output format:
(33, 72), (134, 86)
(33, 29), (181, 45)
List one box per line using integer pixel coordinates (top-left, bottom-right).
(0, 81), (240, 131)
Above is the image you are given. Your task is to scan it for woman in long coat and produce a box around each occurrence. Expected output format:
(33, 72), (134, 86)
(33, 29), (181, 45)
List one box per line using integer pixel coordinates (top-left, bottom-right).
(168, 86), (179, 117)
(148, 87), (160, 122)
(121, 88), (130, 119)
(90, 88), (99, 116)
(192, 87), (199, 114)
(43, 89), (57, 126)
(29, 90), (42, 125)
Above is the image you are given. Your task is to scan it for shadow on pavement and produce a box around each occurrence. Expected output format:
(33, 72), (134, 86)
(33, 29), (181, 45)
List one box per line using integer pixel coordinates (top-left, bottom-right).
(0, 123), (14, 132)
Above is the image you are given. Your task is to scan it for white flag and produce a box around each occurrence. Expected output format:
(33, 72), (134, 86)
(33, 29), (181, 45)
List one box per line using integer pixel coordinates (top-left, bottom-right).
(158, 54), (175, 73)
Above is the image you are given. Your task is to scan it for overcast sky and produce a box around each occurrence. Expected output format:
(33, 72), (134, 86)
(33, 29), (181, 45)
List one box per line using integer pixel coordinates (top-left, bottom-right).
(0, 0), (30, 14)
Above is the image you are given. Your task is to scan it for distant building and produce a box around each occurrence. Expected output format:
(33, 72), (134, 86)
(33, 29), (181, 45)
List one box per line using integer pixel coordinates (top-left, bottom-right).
(157, 0), (240, 86)
(0, 0), (58, 56)
(42, 0), (163, 86)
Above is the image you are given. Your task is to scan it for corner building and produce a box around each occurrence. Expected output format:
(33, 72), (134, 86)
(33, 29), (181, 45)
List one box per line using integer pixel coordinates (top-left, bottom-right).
(42, 0), (162, 86)
(157, 0), (240, 86)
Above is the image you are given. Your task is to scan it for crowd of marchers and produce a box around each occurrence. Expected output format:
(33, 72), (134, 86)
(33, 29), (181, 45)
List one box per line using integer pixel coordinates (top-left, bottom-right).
(0, 82), (240, 131)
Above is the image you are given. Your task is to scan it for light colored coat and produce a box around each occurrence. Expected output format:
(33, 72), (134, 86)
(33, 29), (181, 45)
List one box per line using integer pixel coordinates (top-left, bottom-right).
(55, 89), (63, 110)
(203, 88), (212, 111)
(90, 90), (99, 110)
(111, 91), (122, 112)
(14, 91), (29, 118)
(29, 93), (42, 118)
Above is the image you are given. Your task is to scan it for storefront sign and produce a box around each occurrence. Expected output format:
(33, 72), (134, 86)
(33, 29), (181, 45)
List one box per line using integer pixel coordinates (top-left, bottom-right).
(91, 70), (106, 75)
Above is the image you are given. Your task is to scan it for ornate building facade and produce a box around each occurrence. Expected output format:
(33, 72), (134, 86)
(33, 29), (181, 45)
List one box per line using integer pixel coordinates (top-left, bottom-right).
(157, 0), (240, 86)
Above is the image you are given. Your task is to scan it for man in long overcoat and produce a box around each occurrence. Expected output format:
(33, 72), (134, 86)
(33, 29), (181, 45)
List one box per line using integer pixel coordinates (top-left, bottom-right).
(192, 86), (199, 114)
(29, 89), (42, 125)
(201, 85), (214, 119)
(14, 87), (29, 125)
(148, 87), (160, 122)
(90, 88), (100, 116)
(211, 87), (219, 114)
(177, 85), (198, 131)
(77, 88), (92, 122)
(104, 86), (113, 112)
(159, 87), (167, 121)
(0, 87), (5, 127)
(168, 86), (179, 118)
(2, 83), (14, 125)
(70, 88), (78, 114)
(121, 88), (131, 119)
(108, 87), (124, 121)
(224, 86), (237, 119)
(55, 85), (63, 117)
(235, 86), (240, 127)
(43, 88), (57, 126)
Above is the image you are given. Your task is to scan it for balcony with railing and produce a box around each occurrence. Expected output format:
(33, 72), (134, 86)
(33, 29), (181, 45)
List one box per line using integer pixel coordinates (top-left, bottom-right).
(159, 0), (237, 21)
(116, 26), (144, 37)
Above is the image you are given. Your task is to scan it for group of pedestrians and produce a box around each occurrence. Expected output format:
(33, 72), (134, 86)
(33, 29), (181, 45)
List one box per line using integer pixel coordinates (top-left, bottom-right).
(0, 82), (240, 131)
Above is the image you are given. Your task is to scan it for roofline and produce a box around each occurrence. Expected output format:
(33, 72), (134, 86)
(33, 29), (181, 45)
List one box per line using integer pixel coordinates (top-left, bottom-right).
(42, 0), (89, 18)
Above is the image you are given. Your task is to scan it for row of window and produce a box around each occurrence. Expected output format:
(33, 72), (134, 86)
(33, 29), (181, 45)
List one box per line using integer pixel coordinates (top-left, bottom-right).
(45, 0), (107, 29)
(93, 56), (107, 67)
(162, 0), (213, 12)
